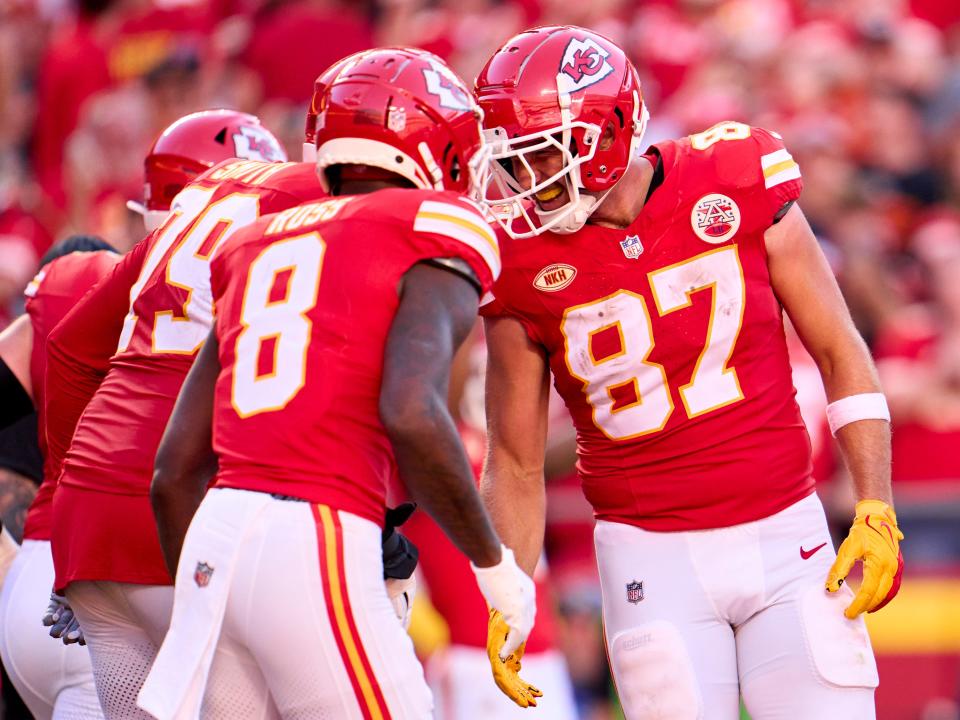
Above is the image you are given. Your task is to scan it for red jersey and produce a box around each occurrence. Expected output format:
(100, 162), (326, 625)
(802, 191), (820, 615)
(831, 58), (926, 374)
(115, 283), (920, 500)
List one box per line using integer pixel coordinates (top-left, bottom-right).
(482, 123), (815, 531)
(209, 189), (500, 525)
(47, 161), (324, 589)
(22, 250), (120, 540)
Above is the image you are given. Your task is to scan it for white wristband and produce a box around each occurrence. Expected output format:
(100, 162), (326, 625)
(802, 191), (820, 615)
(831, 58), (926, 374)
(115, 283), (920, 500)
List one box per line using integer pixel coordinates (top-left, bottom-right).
(826, 393), (890, 437)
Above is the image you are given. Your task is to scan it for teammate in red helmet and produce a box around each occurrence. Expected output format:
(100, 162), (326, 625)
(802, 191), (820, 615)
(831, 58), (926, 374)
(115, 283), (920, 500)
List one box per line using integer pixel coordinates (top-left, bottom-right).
(135, 47), (533, 719)
(42, 109), (305, 719)
(127, 109), (287, 232)
(475, 26), (899, 718)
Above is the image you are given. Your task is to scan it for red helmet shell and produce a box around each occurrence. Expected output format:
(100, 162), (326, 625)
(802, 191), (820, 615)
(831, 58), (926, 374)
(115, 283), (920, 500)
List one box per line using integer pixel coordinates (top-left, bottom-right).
(475, 26), (644, 193)
(309, 47), (486, 195)
(143, 110), (286, 212)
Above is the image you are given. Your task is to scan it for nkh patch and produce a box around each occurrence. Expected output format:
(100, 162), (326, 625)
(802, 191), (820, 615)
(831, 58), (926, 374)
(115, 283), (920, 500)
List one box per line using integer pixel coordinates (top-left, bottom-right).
(626, 580), (644, 604)
(691, 193), (740, 244)
(194, 561), (214, 588)
(533, 263), (577, 292)
(620, 234), (643, 259)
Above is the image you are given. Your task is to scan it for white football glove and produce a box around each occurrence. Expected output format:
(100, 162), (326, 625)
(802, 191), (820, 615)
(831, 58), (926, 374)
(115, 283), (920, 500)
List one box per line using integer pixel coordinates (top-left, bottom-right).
(42, 592), (85, 645)
(471, 545), (536, 659)
(385, 574), (416, 630)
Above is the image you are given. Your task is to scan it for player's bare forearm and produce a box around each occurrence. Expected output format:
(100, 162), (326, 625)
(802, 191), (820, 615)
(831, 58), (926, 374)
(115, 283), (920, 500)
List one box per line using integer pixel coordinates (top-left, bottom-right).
(152, 331), (220, 578)
(381, 263), (502, 568)
(481, 315), (551, 576)
(766, 205), (893, 504)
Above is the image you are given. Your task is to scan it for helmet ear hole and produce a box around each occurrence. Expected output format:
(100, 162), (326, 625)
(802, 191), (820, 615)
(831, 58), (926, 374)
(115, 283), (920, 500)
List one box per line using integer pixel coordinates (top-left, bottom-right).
(442, 142), (461, 183)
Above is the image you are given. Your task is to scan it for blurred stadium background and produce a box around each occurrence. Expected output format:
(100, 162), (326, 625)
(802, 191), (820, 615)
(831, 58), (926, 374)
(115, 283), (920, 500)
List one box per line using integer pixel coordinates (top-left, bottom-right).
(0, 0), (958, 718)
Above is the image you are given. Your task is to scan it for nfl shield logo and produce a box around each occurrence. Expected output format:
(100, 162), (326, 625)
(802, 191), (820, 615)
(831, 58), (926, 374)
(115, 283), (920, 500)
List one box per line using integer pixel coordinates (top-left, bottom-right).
(194, 562), (214, 588)
(620, 235), (643, 259)
(626, 580), (644, 604)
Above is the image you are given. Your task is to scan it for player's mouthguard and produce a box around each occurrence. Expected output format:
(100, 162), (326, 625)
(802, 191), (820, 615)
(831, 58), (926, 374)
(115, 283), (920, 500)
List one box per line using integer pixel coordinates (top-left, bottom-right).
(535, 184), (563, 202)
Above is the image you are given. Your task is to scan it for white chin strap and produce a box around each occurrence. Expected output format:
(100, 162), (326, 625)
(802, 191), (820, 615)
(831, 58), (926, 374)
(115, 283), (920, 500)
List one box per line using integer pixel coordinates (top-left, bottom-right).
(534, 193), (601, 234)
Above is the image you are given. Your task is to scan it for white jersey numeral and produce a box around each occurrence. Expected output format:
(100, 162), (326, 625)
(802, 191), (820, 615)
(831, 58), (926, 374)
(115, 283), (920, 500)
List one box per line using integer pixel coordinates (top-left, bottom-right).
(561, 246), (746, 438)
(689, 121), (751, 150)
(231, 233), (326, 418)
(648, 246), (745, 417)
(561, 292), (673, 440)
(117, 188), (261, 354)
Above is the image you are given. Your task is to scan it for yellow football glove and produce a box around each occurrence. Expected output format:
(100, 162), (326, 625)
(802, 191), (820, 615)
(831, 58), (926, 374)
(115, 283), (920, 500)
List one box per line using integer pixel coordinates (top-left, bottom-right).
(826, 499), (904, 619)
(486, 609), (543, 708)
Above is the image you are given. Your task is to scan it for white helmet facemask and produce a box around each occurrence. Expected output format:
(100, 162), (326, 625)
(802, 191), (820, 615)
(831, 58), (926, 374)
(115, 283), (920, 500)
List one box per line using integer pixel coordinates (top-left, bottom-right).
(481, 83), (648, 239)
(126, 199), (170, 234)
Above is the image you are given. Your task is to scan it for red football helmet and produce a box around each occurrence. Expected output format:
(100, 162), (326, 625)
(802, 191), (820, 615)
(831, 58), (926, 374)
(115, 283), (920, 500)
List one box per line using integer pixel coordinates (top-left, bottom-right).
(475, 26), (648, 238)
(129, 110), (287, 231)
(306, 47), (489, 197)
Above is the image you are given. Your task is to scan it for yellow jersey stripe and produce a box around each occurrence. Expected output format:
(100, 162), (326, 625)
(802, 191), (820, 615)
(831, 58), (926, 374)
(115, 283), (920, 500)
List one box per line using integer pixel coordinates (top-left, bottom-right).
(415, 211), (499, 257)
(762, 158), (798, 179)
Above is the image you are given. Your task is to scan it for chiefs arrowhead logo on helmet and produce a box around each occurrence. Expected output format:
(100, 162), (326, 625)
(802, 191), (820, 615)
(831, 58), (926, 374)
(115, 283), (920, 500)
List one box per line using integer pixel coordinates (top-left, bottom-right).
(233, 125), (286, 163)
(422, 57), (475, 112)
(558, 38), (614, 94)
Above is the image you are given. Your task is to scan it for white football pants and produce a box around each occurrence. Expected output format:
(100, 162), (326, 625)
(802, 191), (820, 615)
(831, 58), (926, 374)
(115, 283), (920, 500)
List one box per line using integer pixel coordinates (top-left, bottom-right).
(596, 492), (878, 720)
(139, 487), (433, 720)
(0, 540), (102, 720)
(427, 645), (578, 720)
(66, 580), (173, 720)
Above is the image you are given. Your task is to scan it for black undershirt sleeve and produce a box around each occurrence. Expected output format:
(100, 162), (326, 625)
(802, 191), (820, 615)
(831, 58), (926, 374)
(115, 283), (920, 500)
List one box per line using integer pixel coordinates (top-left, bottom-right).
(421, 257), (482, 295)
(772, 200), (796, 225)
(0, 356), (33, 431)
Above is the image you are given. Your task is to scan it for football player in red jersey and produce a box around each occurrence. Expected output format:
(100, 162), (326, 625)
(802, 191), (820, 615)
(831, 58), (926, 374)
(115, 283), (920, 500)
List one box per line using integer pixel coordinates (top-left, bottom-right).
(0, 235), (117, 720)
(474, 27), (901, 718)
(135, 48), (535, 720)
(42, 110), (298, 719)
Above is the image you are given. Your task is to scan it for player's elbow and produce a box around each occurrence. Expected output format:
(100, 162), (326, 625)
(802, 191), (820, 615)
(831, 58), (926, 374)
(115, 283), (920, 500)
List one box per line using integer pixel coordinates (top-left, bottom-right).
(380, 381), (442, 447)
(151, 448), (183, 514)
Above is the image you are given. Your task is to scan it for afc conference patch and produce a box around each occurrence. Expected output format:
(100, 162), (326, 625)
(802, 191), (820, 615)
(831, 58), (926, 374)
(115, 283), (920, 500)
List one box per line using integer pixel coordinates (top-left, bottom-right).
(691, 193), (740, 244)
(194, 561), (214, 588)
(626, 580), (644, 604)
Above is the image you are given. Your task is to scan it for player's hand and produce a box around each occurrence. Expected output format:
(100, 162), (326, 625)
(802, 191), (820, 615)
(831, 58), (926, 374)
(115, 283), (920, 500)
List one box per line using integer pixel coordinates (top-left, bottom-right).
(471, 545), (536, 659)
(826, 499), (904, 619)
(382, 503), (419, 581)
(486, 609), (543, 707)
(385, 574), (416, 629)
(42, 592), (86, 645)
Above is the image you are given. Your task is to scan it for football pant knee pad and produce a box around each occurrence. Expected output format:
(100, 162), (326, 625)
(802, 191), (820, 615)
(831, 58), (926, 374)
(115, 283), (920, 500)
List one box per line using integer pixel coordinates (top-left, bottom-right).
(609, 621), (701, 720)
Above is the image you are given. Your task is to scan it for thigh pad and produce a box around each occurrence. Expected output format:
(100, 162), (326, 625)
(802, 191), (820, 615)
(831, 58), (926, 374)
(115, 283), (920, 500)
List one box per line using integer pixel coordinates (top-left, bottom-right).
(609, 621), (702, 720)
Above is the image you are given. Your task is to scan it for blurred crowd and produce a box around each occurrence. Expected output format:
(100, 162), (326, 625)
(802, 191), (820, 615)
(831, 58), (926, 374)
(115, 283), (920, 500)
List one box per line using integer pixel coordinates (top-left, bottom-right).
(1, 0), (959, 718)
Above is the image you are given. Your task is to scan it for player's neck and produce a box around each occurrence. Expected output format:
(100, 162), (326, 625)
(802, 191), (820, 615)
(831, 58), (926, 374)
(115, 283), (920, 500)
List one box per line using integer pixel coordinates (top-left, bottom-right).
(586, 154), (654, 230)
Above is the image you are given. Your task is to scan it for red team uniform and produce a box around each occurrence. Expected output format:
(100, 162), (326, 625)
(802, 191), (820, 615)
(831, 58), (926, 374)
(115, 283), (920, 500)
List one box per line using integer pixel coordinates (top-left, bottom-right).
(23, 251), (121, 542)
(476, 27), (880, 720)
(0, 250), (118, 720)
(209, 190), (497, 520)
(139, 189), (500, 718)
(43, 159), (323, 719)
(484, 131), (879, 718)
(48, 160), (323, 589)
(482, 128), (813, 531)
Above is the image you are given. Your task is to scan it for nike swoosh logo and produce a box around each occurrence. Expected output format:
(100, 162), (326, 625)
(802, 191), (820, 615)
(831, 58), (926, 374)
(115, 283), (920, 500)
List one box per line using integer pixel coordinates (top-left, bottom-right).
(800, 542), (827, 560)
(866, 515), (897, 546)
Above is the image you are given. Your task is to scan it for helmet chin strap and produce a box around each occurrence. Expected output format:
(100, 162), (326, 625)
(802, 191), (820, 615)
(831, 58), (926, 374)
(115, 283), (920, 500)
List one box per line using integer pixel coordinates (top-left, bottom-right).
(532, 164), (613, 235)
